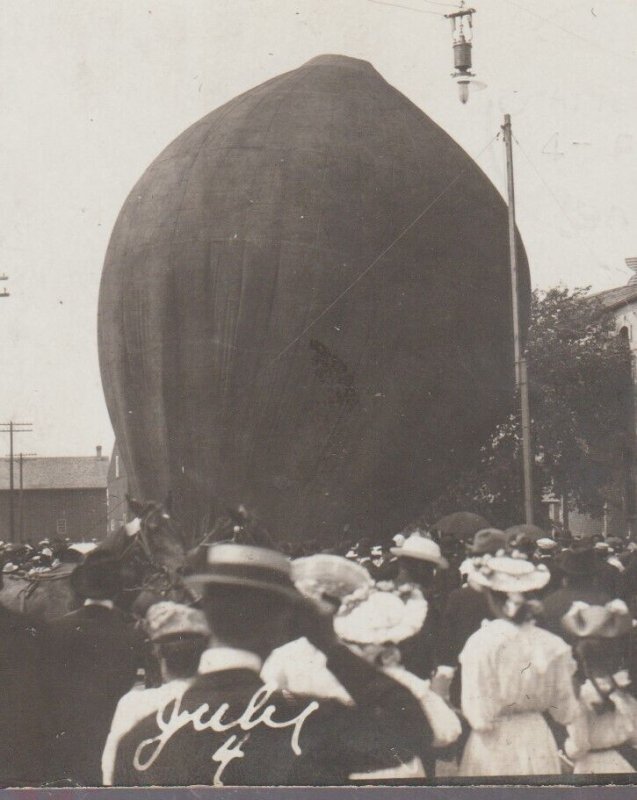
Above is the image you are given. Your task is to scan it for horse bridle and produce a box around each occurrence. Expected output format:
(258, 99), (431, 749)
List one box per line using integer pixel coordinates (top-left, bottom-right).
(118, 505), (181, 597)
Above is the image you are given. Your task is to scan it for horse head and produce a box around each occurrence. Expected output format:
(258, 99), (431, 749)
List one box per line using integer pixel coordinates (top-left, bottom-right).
(122, 495), (190, 612)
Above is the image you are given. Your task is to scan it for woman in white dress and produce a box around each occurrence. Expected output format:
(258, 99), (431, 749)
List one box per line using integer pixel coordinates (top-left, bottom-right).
(458, 555), (580, 777)
(562, 599), (637, 774)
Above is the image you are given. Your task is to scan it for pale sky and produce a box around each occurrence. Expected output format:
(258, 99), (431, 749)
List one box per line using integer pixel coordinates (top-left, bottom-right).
(0, 0), (635, 456)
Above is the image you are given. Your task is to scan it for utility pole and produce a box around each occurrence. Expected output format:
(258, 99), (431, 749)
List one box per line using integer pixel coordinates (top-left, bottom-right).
(0, 422), (33, 541)
(18, 452), (36, 543)
(502, 114), (534, 525)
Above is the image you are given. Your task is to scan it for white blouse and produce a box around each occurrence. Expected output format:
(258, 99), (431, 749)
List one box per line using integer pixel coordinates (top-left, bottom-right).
(459, 618), (579, 731)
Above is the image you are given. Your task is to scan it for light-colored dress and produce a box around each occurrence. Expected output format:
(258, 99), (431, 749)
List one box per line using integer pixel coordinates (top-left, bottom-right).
(565, 686), (637, 773)
(459, 618), (579, 777)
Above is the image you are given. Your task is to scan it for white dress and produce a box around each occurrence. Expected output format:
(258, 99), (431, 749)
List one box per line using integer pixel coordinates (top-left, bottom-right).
(459, 619), (579, 777)
(565, 687), (637, 774)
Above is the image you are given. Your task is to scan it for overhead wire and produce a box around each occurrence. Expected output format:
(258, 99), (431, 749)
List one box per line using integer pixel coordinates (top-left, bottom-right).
(269, 130), (501, 366)
(366, 0), (446, 16)
(512, 132), (627, 279)
(498, 0), (637, 63)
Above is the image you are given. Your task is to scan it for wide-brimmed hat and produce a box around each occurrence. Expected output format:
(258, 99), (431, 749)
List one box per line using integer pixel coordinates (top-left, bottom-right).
(291, 554), (373, 603)
(70, 551), (122, 600)
(390, 533), (448, 569)
(561, 599), (634, 639)
(334, 583), (428, 646)
(469, 555), (550, 594)
(468, 528), (507, 556)
(555, 547), (599, 577)
(185, 543), (304, 604)
(146, 601), (210, 643)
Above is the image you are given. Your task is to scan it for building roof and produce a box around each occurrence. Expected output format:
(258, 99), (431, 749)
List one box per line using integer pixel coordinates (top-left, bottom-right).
(0, 457), (109, 491)
(590, 284), (637, 312)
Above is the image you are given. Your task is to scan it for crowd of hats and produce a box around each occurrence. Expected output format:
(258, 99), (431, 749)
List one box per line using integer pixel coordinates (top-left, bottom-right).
(0, 537), (90, 577)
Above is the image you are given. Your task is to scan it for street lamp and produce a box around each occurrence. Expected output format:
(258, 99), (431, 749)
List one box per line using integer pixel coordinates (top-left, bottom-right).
(445, 3), (486, 104)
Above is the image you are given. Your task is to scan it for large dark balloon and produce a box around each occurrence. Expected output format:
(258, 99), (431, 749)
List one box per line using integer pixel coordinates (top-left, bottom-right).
(98, 54), (530, 544)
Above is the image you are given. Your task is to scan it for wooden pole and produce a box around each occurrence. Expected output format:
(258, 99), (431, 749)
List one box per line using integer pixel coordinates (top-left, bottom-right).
(9, 422), (14, 542)
(503, 114), (534, 524)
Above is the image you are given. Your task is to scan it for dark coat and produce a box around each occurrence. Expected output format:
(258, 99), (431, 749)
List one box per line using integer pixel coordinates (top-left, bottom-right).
(113, 645), (431, 786)
(0, 607), (50, 786)
(45, 604), (144, 785)
(399, 598), (441, 681)
(437, 584), (491, 669)
(436, 584), (493, 709)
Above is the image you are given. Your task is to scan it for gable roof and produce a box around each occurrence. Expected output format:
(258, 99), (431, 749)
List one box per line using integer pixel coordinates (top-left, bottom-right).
(590, 285), (637, 312)
(0, 457), (109, 491)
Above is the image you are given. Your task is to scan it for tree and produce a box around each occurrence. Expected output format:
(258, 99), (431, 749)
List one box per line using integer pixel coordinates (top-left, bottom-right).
(425, 287), (633, 530)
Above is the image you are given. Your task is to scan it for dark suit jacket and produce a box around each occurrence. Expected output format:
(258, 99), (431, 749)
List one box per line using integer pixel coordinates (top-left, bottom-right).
(114, 645), (430, 786)
(45, 604), (144, 785)
(437, 584), (491, 669)
(0, 607), (50, 786)
(399, 600), (441, 681)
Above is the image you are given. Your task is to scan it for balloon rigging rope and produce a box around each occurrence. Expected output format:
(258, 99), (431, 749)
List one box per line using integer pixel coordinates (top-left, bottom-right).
(269, 129), (500, 366)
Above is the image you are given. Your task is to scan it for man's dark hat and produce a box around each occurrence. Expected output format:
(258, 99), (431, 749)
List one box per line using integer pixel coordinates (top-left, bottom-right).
(70, 550), (122, 600)
(555, 547), (600, 577)
(186, 543), (305, 605)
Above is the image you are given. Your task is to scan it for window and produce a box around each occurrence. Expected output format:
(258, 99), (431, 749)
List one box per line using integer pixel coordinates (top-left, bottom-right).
(115, 455), (120, 479)
(56, 518), (67, 535)
(110, 519), (116, 532)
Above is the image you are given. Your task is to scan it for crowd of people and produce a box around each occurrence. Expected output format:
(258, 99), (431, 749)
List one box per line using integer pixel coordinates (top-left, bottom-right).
(4, 513), (637, 786)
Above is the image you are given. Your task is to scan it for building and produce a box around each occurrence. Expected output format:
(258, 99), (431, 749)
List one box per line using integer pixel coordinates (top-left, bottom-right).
(107, 441), (130, 533)
(588, 257), (637, 539)
(0, 447), (109, 543)
(546, 258), (637, 540)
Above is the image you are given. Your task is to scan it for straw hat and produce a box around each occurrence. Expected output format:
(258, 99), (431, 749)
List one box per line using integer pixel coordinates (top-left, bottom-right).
(561, 599), (635, 639)
(185, 543), (304, 604)
(469, 555), (550, 594)
(390, 533), (448, 569)
(291, 554), (373, 602)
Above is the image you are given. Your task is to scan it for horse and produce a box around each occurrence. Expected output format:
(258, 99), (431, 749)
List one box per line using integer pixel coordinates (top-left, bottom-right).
(0, 497), (191, 621)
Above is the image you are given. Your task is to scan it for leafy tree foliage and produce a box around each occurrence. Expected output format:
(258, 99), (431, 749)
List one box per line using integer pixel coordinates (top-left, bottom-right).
(425, 287), (633, 529)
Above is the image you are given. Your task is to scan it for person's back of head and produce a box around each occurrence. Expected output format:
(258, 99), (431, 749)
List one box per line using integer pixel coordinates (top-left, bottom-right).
(201, 584), (296, 660)
(156, 637), (208, 681)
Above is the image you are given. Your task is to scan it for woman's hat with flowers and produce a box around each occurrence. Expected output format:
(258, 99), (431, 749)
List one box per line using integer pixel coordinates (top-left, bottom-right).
(468, 554), (550, 594)
(334, 581), (428, 646)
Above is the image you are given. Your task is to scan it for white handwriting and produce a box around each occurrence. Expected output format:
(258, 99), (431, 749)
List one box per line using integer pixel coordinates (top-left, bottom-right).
(133, 683), (319, 785)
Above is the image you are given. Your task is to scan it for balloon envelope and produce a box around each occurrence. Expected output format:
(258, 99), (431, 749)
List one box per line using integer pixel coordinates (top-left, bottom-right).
(98, 55), (530, 544)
